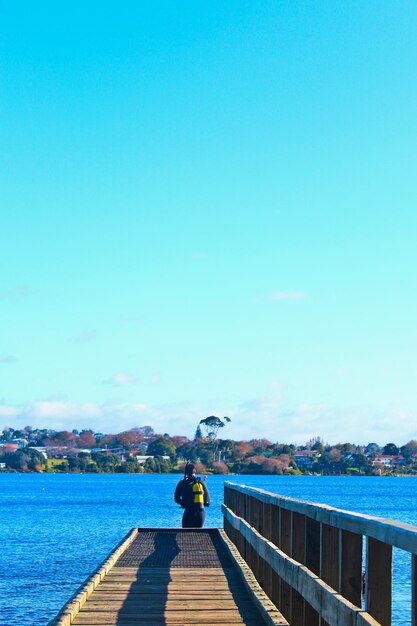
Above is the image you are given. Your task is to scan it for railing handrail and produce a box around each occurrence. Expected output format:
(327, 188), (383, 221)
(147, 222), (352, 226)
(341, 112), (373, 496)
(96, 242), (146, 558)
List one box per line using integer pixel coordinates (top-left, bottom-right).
(225, 481), (417, 553)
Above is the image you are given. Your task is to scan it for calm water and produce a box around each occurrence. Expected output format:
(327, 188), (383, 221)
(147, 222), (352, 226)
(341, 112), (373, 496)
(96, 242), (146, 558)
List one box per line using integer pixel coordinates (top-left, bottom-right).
(1, 473), (417, 626)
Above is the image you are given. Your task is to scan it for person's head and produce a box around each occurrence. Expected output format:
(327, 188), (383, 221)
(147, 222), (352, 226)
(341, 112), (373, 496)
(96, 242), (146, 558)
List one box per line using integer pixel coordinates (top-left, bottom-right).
(184, 462), (196, 478)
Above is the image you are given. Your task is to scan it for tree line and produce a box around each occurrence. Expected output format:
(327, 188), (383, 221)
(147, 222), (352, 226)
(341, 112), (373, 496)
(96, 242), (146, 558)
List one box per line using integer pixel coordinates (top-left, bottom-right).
(1, 423), (417, 475)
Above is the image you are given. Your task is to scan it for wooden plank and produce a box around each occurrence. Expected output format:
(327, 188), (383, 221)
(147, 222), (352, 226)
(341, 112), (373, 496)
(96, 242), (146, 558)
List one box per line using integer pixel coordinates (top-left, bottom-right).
(74, 609), (260, 618)
(101, 580), (240, 591)
(92, 590), (243, 596)
(76, 616), (260, 620)
(99, 580), (238, 586)
(87, 600), (252, 608)
(365, 537), (392, 625)
(74, 619), (262, 625)
(71, 616), (260, 626)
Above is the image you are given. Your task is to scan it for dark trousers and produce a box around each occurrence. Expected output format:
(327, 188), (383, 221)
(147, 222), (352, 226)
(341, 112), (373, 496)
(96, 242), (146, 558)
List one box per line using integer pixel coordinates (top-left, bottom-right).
(182, 507), (205, 528)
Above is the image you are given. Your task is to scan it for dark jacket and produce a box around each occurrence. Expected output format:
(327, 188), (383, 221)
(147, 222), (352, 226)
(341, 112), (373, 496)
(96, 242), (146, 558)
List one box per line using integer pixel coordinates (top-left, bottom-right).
(174, 476), (210, 510)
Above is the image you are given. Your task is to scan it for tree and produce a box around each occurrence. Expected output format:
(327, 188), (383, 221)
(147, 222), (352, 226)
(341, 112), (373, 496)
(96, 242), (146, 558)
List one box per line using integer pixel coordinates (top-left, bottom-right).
(233, 441), (254, 460)
(365, 442), (381, 456)
(91, 452), (121, 472)
(1, 448), (45, 471)
(143, 456), (171, 473)
(212, 461), (229, 474)
(170, 435), (189, 449)
(218, 439), (234, 461)
(261, 458), (286, 474)
(194, 425), (203, 440)
(250, 439), (272, 454)
(400, 440), (417, 461)
(135, 425), (155, 437)
(273, 443), (294, 456)
(306, 436), (325, 452)
(176, 442), (198, 462)
(51, 431), (78, 446)
(199, 416), (231, 455)
(76, 430), (97, 448)
(383, 443), (399, 456)
(147, 437), (176, 460)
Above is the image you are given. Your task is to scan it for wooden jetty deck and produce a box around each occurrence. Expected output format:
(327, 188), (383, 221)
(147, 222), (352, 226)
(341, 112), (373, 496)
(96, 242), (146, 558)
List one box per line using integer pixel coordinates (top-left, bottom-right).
(49, 482), (417, 626)
(49, 528), (287, 626)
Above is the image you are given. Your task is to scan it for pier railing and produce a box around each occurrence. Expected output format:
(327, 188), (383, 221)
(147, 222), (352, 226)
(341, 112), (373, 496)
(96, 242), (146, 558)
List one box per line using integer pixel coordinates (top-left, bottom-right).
(223, 482), (417, 626)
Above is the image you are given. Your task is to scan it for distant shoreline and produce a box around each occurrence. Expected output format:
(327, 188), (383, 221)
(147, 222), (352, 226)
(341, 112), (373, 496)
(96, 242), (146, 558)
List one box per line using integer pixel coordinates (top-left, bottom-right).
(2, 469), (416, 477)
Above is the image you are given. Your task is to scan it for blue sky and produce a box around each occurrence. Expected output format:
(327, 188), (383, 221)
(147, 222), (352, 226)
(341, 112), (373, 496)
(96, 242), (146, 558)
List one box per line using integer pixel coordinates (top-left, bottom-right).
(1, 1), (417, 444)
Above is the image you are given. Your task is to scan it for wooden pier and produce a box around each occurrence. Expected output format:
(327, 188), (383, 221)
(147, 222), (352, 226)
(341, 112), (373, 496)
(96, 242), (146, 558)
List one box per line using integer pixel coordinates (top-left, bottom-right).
(49, 483), (417, 626)
(48, 528), (287, 626)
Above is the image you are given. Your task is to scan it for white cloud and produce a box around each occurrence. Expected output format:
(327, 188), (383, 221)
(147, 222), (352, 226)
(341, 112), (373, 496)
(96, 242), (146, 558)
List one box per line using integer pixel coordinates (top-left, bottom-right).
(2, 394), (416, 446)
(267, 291), (306, 301)
(0, 354), (18, 363)
(103, 373), (136, 386)
(0, 405), (19, 418)
(228, 397), (417, 446)
(150, 375), (161, 385)
(2, 399), (150, 432)
(27, 401), (102, 420)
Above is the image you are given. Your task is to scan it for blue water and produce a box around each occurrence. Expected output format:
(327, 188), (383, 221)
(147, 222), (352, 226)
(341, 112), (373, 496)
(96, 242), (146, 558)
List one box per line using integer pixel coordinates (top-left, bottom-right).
(1, 474), (417, 626)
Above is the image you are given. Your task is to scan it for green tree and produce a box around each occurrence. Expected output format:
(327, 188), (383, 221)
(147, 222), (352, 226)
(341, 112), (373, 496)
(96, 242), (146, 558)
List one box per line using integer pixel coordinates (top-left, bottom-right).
(143, 456), (172, 473)
(147, 437), (176, 460)
(176, 442), (198, 462)
(199, 415), (231, 458)
(400, 440), (417, 461)
(2, 448), (45, 470)
(117, 460), (141, 473)
(92, 452), (121, 472)
(383, 443), (399, 455)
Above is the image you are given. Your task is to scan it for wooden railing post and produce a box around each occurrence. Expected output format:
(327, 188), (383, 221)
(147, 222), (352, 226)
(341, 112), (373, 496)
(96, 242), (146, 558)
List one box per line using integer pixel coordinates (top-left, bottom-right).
(263, 502), (273, 598)
(320, 524), (340, 626)
(366, 537), (392, 626)
(304, 518), (320, 626)
(340, 529), (362, 607)
(291, 512), (306, 626)
(270, 503), (281, 613)
(321, 524), (340, 590)
(280, 508), (292, 622)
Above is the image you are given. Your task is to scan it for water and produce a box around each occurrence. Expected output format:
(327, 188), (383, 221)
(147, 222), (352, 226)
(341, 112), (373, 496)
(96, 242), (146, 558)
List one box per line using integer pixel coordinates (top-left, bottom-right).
(1, 473), (417, 625)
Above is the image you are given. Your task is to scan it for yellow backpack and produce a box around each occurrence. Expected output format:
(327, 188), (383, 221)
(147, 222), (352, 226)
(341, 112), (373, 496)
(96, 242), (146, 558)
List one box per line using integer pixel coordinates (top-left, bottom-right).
(192, 479), (204, 505)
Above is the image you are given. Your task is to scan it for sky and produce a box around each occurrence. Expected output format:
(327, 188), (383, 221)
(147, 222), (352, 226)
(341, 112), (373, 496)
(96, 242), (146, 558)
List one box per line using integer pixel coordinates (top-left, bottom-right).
(1, 1), (417, 445)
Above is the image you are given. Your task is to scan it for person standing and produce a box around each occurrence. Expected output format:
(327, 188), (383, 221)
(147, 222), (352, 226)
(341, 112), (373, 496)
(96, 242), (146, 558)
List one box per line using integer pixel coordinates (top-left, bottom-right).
(174, 463), (210, 528)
